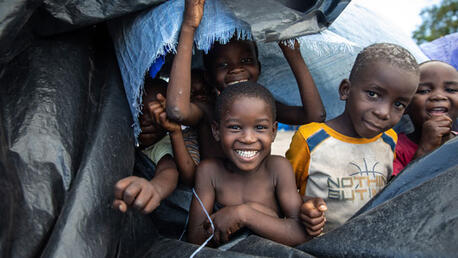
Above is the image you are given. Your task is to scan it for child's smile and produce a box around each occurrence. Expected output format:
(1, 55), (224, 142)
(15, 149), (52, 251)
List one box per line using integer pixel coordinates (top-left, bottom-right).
(408, 61), (458, 127)
(214, 96), (276, 173)
(208, 40), (260, 92)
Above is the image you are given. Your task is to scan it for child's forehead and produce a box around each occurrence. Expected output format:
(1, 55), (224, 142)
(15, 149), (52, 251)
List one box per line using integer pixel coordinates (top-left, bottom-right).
(213, 39), (256, 56)
(420, 61), (458, 78)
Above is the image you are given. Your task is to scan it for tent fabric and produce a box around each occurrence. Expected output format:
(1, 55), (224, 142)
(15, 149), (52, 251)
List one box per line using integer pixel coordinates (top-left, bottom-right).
(420, 32), (458, 69)
(110, 0), (351, 142)
(1, 0), (457, 257)
(111, 0), (428, 143)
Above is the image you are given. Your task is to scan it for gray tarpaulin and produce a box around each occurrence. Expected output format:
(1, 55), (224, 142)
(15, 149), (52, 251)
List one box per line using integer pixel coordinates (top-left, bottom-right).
(1, 0), (456, 257)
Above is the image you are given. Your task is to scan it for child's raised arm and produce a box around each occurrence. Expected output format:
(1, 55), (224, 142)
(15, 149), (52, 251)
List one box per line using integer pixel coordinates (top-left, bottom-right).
(167, 0), (206, 125)
(276, 40), (326, 124)
(149, 95), (198, 186)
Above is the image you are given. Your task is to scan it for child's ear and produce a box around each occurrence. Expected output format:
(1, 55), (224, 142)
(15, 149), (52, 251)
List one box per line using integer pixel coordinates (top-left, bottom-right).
(211, 121), (220, 142)
(339, 79), (351, 100)
(271, 121), (278, 142)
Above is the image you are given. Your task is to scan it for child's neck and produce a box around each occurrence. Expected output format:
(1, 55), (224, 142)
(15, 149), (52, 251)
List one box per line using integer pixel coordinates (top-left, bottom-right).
(325, 113), (360, 138)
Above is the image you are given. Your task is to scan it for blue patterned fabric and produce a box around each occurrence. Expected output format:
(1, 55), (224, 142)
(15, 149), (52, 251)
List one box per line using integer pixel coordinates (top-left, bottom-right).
(110, 0), (251, 144)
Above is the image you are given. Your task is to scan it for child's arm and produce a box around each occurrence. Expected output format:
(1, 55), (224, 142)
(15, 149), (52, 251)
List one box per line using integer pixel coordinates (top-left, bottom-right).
(149, 96), (197, 186)
(413, 115), (453, 159)
(166, 0), (206, 125)
(209, 157), (310, 246)
(276, 40), (326, 125)
(113, 155), (179, 213)
(187, 160), (216, 245)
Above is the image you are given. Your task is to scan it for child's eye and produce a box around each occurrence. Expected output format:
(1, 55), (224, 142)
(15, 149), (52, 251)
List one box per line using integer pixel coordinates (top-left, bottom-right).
(216, 62), (228, 69)
(228, 125), (241, 130)
(255, 125), (268, 130)
(367, 91), (379, 98)
(416, 89), (430, 94)
(394, 101), (406, 109)
(241, 58), (253, 64)
(445, 87), (458, 93)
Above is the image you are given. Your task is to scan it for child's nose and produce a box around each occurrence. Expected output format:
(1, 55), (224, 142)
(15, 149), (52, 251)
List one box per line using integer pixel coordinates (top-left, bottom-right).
(429, 91), (447, 101)
(240, 129), (256, 143)
(373, 104), (390, 120)
(228, 65), (244, 74)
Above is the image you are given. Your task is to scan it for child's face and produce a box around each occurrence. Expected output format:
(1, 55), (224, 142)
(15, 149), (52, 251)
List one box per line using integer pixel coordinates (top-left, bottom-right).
(138, 90), (167, 148)
(213, 96), (277, 172)
(407, 61), (458, 128)
(342, 61), (419, 138)
(191, 77), (210, 103)
(208, 40), (260, 92)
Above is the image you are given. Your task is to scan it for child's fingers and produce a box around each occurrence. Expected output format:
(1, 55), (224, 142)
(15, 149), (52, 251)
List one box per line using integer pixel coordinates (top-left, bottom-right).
(142, 195), (160, 214)
(313, 198), (327, 212)
(122, 183), (142, 205)
(113, 199), (127, 213)
(306, 226), (324, 237)
(156, 93), (167, 107)
(114, 177), (135, 200)
(302, 216), (326, 231)
(300, 212), (325, 226)
(132, 187), (152, 210)
(301, 199), (325, 218)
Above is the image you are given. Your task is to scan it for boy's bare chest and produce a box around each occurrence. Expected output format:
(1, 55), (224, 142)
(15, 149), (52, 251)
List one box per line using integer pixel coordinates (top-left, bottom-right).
(214, 172), (278, 210)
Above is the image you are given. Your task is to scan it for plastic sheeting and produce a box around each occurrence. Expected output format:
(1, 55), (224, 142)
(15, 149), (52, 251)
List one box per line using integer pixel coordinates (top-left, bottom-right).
(110, 0), (351, 142)
(420, 32), (458, 69)
(1, 0), (457, 257)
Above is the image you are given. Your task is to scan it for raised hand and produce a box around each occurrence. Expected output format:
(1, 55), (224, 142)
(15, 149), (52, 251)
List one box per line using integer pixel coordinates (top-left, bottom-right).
(147, 94), (181, 133)
(183, 0), (206, 30)
(113, 176), (162, 214)
(300, 197), (327, 237)
(418, 114), (452, 154)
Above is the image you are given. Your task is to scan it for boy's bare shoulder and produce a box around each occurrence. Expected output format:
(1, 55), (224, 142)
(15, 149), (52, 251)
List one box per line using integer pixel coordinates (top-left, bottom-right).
(264, 155), (293, 173)
(196, 158), (224, 177)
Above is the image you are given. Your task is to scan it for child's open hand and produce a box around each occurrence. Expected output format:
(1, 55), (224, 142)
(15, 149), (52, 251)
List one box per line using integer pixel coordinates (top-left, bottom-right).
(300, 197), (327, 237)
(183, 0), (205, 30)
(113, 176), (162, 214)
(419, 114), (453, 153)
(203, 205), (245, 245)
(278, 38), (300, 51)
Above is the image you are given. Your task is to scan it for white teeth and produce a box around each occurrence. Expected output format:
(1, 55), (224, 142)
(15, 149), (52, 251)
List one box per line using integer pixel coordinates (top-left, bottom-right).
(235, 150), (258, 158)
(431, 107), (447, 112)
(227, 79), (248, 86)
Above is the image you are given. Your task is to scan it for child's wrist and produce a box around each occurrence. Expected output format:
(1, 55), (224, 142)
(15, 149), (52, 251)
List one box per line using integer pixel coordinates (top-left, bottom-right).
(181, 23), (198, 34)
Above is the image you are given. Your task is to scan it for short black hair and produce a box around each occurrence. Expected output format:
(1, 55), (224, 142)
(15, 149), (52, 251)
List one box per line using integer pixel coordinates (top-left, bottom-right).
(203, 37), (259, 71)
(214, 81), (276, 122)
(349, 43), (419, 82)
(143, 74), (167, 98)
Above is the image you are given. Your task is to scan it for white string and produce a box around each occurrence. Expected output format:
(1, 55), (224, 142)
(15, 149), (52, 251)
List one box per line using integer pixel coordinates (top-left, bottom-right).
(179, 214), (189, 241)
(189, 188), (214, 258)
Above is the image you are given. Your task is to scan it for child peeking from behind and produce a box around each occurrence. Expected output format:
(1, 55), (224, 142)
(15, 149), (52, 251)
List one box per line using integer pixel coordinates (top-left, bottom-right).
(393, 60), (457, 176)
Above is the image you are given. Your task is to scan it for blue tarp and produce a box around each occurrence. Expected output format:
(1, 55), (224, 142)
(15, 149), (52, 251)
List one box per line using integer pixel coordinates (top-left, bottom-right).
(111, 0), (428, 142)
(420, 32), (458, 69)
